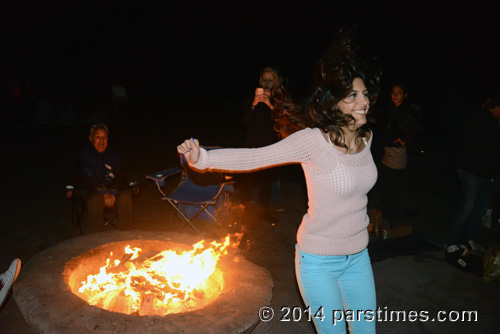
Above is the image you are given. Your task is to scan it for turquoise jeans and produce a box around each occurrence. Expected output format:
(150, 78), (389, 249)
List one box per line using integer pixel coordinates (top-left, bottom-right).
(295, 244), (376, 334)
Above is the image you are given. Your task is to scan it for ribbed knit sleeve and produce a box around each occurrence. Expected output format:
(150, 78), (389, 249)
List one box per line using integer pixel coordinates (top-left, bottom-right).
(192, 127), (320, 172)
(192, 127), (377, 256)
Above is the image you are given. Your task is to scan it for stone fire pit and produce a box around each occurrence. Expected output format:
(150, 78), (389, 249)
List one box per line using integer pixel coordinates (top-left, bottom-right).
(13, 231), (273, 334)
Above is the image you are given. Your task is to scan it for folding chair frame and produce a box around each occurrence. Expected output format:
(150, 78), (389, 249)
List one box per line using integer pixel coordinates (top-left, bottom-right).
(147, 166), (234, 237)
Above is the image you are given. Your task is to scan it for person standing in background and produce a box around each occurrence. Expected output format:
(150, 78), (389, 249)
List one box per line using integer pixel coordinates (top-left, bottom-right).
(374, 83), (421, 223)
(240, 67), (284, 222)
(446, 91), (500, 258)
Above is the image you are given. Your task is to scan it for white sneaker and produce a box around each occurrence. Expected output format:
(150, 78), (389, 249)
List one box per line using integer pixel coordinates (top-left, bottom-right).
(446, 244), (460, 253)
(0, 258), (22, 307)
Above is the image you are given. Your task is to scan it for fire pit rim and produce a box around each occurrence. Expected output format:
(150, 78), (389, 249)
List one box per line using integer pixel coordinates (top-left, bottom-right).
(13, 230), (274, 334)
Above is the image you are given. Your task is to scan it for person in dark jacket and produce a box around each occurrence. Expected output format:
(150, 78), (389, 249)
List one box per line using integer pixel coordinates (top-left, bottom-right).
(373, 83), (421, 222)
(446, 92), (500, 255)
(77, 123), (133, 233)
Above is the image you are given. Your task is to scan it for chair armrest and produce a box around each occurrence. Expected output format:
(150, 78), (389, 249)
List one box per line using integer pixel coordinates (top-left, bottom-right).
(147, 168), (182, 197)
(146, 168), (182, 183)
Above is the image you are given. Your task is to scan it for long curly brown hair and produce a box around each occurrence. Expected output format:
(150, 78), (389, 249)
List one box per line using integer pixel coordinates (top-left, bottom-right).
(273, 28), (381, 150)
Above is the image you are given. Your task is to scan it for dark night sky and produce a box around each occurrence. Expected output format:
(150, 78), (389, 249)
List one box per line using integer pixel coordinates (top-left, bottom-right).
(1, 0), (499, 112)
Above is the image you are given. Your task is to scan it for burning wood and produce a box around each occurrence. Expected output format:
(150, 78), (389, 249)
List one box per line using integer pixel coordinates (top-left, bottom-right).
(76, 234), (242, 315)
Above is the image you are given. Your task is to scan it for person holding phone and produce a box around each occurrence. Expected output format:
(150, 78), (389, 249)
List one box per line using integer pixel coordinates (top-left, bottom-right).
(240, 67), (284, 222)
(178, 29), (380, 333)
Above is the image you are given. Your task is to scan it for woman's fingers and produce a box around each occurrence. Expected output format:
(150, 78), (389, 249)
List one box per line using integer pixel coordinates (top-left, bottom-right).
(177, 138), (195, 153)
(177, 138), (201, 164)
(252, 96), (270, 106)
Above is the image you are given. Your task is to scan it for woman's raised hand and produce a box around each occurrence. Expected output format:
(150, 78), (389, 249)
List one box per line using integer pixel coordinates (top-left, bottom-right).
(177, 138), (200, 164)
(252, 91), (274, 110)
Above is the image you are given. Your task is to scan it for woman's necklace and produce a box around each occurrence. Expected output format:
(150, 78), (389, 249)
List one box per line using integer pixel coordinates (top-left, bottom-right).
(327, 132), (356, 155)
(346, 139), (356, 155)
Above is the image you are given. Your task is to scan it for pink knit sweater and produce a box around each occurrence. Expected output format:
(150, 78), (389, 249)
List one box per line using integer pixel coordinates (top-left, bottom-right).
(192, 127), (377, 256)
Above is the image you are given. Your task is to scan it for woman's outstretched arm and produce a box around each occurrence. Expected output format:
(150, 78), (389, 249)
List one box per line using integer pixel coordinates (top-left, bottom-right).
(176, 128), (321, 173)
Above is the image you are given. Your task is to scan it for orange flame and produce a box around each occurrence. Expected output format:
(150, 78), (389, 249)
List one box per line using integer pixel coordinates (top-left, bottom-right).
(77, 234), (242, 315)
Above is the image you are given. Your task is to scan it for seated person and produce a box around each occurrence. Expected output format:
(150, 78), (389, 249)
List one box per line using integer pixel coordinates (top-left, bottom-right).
(76, 123), (133, 233)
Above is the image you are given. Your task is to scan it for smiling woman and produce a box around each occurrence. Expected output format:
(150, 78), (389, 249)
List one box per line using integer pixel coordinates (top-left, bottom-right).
(338, 78), (370, 128)
(176, 28), (382, 333)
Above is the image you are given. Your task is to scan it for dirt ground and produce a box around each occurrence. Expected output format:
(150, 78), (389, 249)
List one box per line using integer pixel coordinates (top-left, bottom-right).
(1, 100), (499, 333)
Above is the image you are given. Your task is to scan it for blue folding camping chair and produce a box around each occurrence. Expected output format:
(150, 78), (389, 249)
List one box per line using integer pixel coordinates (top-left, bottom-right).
(146, 149), (234, 236)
